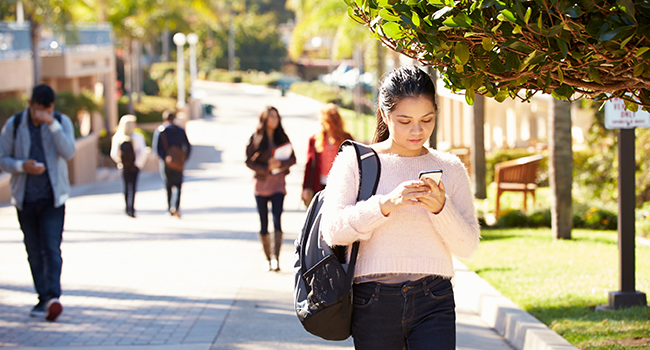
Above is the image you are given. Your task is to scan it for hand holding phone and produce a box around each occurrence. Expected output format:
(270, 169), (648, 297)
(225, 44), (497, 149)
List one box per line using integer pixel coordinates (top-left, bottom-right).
(418, 169), (443, 186)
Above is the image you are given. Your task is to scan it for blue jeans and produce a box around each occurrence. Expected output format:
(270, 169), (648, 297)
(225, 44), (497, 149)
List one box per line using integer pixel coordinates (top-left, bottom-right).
(17, 198), (65, 302)
(254, 193), (284, 235)
(352, 275), (456, 350)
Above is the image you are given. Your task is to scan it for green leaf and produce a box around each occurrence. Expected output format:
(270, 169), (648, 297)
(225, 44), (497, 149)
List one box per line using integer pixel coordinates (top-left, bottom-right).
(443, 0), (455, 7)
(381, 22), (405, 39)
(495, 89), (509, 102)
(555, 38), (568, 58)
(524, 7), (532, 24)
(500, 9), (517, 23)
(637, 47), (650, 57)
(624, 99), (639, 112)
(443, 13), (472, 28)
(491, 21), (502, 33)
(379, 8), (400, 21)
(465, 88), (475, 105)
(617, 0), (636, 22)
(482, 37), (495, 51)
(588, 68), (603, 84)
(557, 67), (564, 85)
(634, 63), (645, 77)
(427, 0), (445, 5)
(455, 42), (470, 65)
(348, 7), (363, 22)
(552, 84), (574, 101)
(513, 25), (522, 34)
(378, 0), (391, 6)
(484, 77), (497, 95)
(412, 12), (421, 27)
(620, 34), (634, 49)
(355, 0), (365, 9)
(563, 4), (584, 18)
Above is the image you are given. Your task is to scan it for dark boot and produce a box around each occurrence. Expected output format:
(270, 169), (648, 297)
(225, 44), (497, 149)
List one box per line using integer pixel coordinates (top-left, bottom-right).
(271, 230), (283, 271)
(259, 234), (272, 271)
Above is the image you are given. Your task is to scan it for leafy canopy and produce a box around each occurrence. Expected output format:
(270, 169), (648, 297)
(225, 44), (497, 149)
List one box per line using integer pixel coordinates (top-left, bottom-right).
(346, 0), (650, 111)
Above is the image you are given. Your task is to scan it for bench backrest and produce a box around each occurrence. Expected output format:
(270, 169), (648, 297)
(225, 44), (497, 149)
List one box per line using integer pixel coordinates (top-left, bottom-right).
(495, 155), (543, 185)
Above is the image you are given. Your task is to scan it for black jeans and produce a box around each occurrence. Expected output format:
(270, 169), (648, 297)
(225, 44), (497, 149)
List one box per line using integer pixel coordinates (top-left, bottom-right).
(17, 198), (65, 302)
(254, 193), (285, 235)
(164, 165), (183, 212)
(352, 275), (456, 350)
(122, 167), (139, 216)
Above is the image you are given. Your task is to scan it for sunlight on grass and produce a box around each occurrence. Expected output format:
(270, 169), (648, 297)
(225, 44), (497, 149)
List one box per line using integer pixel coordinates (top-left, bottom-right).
(462, 228), (650, 350)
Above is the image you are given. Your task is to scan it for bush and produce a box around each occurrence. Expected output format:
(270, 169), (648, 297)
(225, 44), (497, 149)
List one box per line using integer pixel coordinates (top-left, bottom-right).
(636, 202), (650, 238)
(0, 98), (27, 129)
(118, 95), (177, 124)
(149, 62), (190, 100)
(496, 210), (531, 228)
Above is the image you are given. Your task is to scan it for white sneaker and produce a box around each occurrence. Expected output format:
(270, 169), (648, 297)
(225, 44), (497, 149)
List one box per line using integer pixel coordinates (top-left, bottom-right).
(270, 259), (279, 272)
(45, 298), (63, 322)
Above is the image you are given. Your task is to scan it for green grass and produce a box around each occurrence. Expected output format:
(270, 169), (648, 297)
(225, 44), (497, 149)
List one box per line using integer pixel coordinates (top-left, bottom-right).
(462, 228), (650, 350)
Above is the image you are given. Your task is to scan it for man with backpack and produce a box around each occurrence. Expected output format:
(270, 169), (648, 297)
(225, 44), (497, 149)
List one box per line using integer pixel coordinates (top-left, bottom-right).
(153, 110), (191, 217)
(0, 84), (76, 321)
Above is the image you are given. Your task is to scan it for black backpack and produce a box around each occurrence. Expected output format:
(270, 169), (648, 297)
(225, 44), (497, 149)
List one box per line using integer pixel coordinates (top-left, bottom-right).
(293, 140), (381, 341)
(119, 140), (137, 169)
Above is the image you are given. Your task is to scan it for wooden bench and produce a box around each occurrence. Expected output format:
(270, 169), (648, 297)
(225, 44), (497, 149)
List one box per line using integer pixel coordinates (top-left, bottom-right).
(494, 154), (544, 217)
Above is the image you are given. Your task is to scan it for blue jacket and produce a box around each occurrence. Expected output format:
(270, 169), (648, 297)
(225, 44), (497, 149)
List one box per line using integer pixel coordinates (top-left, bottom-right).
(0, 108), (76, 210)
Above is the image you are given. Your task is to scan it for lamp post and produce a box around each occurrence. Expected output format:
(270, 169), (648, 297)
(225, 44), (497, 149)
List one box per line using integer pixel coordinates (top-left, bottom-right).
(186, 33), (198, 98)
(172, 32), (186, 109)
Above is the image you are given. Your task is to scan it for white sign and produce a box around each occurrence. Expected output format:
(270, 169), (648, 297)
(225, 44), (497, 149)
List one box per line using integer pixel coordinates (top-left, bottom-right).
(605, 98), (650, 129)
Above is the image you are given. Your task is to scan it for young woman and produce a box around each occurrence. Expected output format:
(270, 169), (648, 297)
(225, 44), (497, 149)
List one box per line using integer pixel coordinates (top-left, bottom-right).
(110, 115), (147, 217)
(245, 106), (296, 271)
(321, 66), (480, 349)
(301, 103), (353, 206)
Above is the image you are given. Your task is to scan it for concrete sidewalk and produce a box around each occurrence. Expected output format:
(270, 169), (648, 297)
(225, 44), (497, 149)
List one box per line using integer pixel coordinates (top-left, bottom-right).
(0, 81), (575, 350)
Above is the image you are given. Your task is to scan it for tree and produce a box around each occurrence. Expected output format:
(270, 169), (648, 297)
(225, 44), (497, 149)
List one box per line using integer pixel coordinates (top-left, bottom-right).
(346, 0), (650, 239)
(2, 0), (76, 85)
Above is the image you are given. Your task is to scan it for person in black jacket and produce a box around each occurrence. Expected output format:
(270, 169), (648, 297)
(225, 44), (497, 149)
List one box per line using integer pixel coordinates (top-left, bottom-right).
(153, 111), (191, 217)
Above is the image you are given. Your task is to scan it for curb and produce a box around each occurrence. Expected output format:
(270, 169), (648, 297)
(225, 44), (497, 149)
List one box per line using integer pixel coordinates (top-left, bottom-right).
(454, 259), (579, 350)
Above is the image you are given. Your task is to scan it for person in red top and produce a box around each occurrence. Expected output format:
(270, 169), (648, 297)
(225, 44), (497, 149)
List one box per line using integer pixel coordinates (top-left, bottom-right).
(301, 103), (353, 206)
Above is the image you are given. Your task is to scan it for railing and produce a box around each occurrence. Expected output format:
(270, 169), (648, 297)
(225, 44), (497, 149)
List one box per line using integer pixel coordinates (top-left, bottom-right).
(0, 22), (113, 60)
(0, 22), (31, 60)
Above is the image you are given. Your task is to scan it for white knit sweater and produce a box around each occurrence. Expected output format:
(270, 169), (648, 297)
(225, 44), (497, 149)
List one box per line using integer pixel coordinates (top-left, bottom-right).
(321, 146), (480, 279)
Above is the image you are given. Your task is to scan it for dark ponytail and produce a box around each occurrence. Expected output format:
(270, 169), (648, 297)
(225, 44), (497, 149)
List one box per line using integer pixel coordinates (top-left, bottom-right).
(373, 66), (438, 143)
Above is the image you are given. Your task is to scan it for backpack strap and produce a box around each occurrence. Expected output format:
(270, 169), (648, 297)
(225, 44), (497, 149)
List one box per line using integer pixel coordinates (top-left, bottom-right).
(337, 140), (381, 317)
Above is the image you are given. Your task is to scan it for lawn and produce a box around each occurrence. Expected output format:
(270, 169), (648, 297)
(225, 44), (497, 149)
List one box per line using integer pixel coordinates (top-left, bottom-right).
(462, 228), (650, 350)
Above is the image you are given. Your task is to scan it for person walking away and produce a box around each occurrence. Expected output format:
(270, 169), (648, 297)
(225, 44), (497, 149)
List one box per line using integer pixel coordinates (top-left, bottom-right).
(0, 84), (76, 322)
(301, 103), (353, 206)
(245, 106), (296, 271)
(321, 66), (480, 349)
(154, 111), (191, 217)
(110, 115), (147, 217)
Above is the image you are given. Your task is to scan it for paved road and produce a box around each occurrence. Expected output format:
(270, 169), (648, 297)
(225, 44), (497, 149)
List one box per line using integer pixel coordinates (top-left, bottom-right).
(0, 81), (513, 350)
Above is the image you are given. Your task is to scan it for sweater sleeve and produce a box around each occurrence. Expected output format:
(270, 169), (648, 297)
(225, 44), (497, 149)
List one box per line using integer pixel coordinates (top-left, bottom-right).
(427, 160), (480, 258)
(321, 146), (389, 246)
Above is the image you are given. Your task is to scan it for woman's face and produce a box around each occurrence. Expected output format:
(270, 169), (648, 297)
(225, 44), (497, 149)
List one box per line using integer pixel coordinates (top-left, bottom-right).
(384, 96), (436, 156)
(266, 110), (280, 131)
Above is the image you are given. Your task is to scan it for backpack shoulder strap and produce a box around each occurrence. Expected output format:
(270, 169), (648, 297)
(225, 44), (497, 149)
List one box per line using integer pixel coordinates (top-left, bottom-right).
(12, 111), (22, 140)
(337, 140), (381, 290)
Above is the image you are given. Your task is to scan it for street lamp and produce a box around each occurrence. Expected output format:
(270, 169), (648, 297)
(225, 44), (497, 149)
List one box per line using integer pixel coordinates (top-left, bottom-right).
(186, 33), (198, 98)
(172, 32), (186, 109)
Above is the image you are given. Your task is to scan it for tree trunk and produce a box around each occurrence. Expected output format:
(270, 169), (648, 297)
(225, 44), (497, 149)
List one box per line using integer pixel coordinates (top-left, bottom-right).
(124, 39), (135, 115)
(29, 17), (42, 86)
(549, 98), (573, 239)
(472, 94), (487, 199)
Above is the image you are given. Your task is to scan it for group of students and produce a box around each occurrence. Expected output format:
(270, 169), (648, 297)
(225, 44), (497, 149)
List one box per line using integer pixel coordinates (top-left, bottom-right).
(110, 110), (191, 218)
(245, 66), (479, 349)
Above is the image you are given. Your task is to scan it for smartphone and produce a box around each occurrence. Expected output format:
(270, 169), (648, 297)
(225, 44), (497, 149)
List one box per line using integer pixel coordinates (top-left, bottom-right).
(418, 169), (443, 186)
(34, 162), (45, 168)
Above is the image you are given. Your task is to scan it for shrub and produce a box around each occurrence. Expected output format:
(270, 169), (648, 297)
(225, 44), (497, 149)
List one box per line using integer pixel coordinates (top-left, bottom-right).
(118, 95), (177, 124)
(636, 202), (650, 238)
(149, 62), (190, 100)
(496, 210), (530, 228)
(0, 98), (27, 129)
